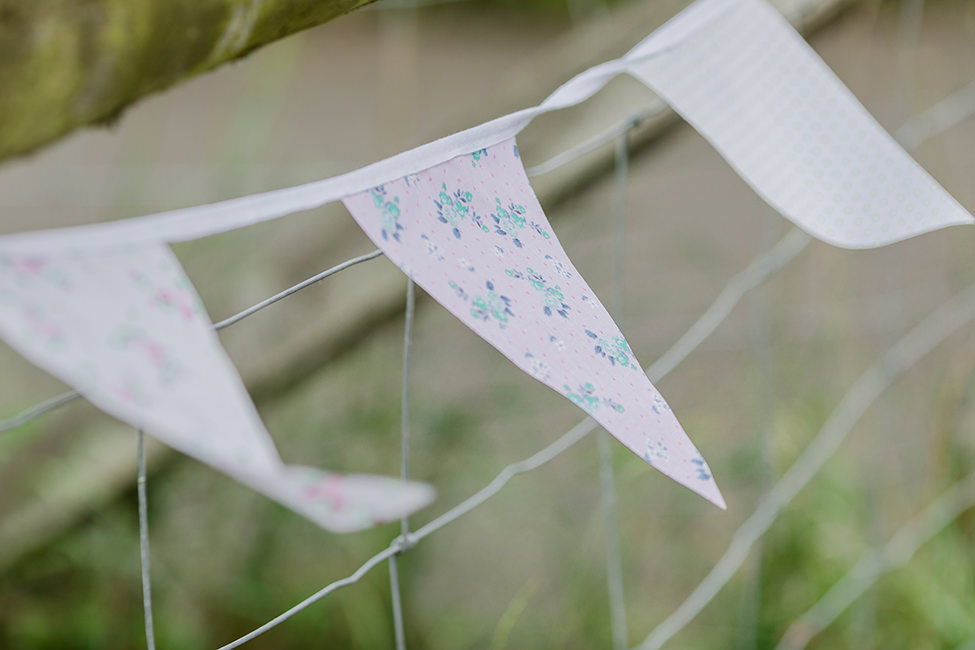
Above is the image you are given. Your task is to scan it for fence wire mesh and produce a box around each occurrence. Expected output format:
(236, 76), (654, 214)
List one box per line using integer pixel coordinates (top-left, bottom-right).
(1, 3), (973, 649)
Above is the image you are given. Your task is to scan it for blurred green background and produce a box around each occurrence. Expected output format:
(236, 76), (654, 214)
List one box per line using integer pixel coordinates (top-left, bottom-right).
(0, 0), (972, 648)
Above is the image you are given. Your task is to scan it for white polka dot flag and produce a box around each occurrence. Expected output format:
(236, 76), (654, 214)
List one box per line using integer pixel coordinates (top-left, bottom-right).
(626, 0), (973, 248)
(0, 0), (969, 530)
(343, 140), (726, 508)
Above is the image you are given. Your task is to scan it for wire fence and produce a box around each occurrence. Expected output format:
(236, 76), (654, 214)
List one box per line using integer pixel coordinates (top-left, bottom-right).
(2, 7), (974, 650)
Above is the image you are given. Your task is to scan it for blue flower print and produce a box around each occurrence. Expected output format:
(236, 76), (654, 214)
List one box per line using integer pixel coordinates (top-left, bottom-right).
(470, 148), (488, 166)
(564, 382), (600, 414)
(396, 261), (414, 278)
(563, 382), (625, 415)
(506, 266), (570, 318)
(525, 268), (544, 288)
(585, 330), (637, 369)
(544, 254), (572, 279)
(491, 198), (527, 247)
(473, 211), (491, 233)
(421, 234), (444, 262)
(690, 454), (711, 481)
(435, 183), (474, 239)
(448, 281), (468, 301)
(530, 221), (551, 240)
(603, 397), (625, 413)
(651, 393), (670, 415)
(645, 440), (669, 465)
(542, 286), (570, 318)
(371, 185), (403, 242)
(525, 352), (551, 382)
(525, 267), (570, 318)
(470, 281), (514, 329)
(513, 143), (520, 158)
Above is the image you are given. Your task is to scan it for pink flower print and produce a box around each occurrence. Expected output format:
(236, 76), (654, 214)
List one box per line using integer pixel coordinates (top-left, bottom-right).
(4, 256), (68, 288)
(13, 257), (45, 275)
(117, 384), (137, 403)
(137, 339), (180, 382)
(22, 305), (64, 346)
(140, 340), (167, 370)
(155, 289), (196, 321)
(304, 475), (347, 511)
(113, 377), (148, 405)
(128, 269), (149, 288)
(112, 326), (180, 381)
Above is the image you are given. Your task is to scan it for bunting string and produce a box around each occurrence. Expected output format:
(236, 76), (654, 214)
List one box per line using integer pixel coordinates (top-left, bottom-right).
(0, 0), (972, 645)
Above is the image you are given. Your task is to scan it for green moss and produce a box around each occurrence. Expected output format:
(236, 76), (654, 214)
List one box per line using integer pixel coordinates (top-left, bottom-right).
(0, 0), (376, 163)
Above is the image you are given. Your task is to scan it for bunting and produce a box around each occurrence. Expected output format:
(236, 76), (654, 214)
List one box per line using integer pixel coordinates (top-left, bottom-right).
(0, 0), (969, 530)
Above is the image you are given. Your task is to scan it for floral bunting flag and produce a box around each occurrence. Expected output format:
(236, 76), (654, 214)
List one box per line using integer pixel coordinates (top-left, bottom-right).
(0, 244), (434, 532)
(4, 0), (971, 527)
(343, 139), (726, 508)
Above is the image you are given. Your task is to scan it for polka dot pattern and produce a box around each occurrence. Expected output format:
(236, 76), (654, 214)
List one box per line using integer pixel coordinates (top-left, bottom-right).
(628, 0), (973, 248)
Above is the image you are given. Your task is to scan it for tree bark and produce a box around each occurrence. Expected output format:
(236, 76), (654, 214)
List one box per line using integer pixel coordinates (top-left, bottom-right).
(0, 0), (375, 163)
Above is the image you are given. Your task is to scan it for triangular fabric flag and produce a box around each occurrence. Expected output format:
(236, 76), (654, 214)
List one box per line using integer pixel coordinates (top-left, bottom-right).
(343, 139), (725, 508)
(0, 244), (433, 532)
(3, 0), (970, 525)
(0, 1), (965, 256)
(625, 0), (973, 248)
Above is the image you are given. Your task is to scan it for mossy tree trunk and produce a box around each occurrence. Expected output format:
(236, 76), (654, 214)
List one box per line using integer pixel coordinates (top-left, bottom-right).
(0, 0), (376, 163)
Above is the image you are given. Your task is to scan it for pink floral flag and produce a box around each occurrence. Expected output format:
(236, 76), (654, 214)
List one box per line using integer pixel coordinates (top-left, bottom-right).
(0, 244), (433, 532)
(343, 139), (725, 508)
